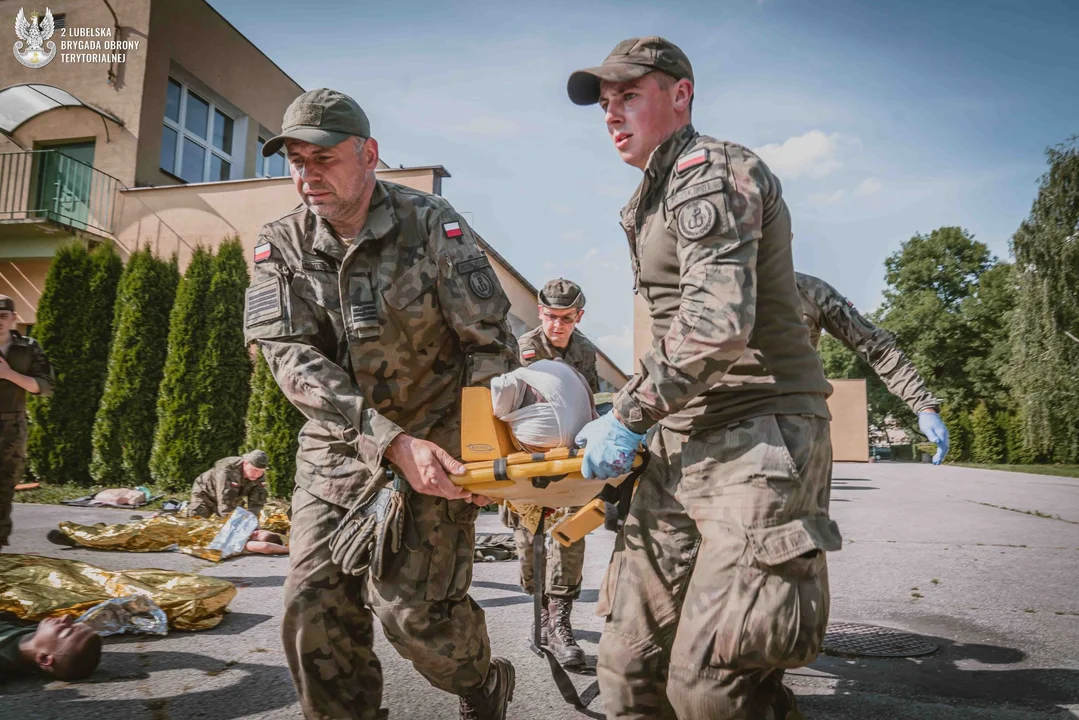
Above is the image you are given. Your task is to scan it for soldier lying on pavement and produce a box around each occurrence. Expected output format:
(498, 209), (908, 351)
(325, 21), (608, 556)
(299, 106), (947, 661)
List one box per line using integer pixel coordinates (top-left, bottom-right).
(795, 270), (950, 463)
(48, 513), (289, 556)
(0, 614), (102, 681)
(245, 88), (519, 720)
(503, 279), (601, 667)
(185, 450), (269, 519)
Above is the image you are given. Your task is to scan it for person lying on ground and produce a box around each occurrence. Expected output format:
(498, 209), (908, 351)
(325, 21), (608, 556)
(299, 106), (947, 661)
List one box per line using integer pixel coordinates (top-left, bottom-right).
(0, 614), (102, 680)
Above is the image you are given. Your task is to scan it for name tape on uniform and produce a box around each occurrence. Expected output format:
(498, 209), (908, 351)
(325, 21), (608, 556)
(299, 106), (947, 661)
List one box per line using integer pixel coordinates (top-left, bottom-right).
(666, 178), (725, 213)
(444, 221), (463, 238)
(676, 149), (709, 175)
(455, 256), (491, 275)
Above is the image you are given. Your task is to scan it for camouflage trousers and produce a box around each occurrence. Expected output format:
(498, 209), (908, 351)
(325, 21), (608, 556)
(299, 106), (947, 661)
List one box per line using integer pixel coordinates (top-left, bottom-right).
(597, 414), (841, 720)
(283, 486), (491, 720)
(0, 416), (27, 548)
(500, 504), (586, 599)
(186, 478), (220, 518)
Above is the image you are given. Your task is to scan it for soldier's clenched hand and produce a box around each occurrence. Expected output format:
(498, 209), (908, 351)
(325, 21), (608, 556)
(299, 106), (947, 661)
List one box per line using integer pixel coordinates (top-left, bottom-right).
(386, 434), (489, 506)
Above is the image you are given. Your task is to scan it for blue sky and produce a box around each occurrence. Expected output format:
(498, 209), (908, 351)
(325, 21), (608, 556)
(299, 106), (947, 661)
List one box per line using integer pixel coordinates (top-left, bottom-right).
(210, 0), (1079, 372)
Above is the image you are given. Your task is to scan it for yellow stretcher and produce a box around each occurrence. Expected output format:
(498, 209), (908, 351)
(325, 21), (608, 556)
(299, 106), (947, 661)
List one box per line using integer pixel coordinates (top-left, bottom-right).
(454, 387), (644, 546)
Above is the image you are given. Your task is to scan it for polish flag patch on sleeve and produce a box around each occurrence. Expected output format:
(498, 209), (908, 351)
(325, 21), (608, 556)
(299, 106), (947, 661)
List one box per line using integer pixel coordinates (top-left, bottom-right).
(254, 242), (272, 263)
(443, 221), (463, 238)
(522, 348), (536, 360)
(676, 148), (709, 175)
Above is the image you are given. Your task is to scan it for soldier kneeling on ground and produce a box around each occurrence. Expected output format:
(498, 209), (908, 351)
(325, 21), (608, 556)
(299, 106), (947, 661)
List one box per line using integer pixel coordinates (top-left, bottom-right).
(0, 614), (102, 681)
(186, 450), (269, 519)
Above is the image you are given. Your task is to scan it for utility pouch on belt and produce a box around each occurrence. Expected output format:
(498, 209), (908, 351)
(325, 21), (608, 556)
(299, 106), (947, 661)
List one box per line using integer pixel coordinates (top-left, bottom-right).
(329, 471), (411, 580)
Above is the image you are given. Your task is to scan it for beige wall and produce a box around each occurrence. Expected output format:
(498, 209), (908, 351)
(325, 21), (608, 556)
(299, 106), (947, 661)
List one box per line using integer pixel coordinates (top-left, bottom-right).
(136, 0), (303, 187)
(827, 379), (870, 462)
(0, 259), (53, 326)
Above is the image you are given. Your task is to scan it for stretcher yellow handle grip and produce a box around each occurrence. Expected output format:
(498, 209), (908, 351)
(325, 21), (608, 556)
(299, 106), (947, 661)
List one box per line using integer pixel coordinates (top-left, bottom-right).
(550, 498), (607, 547)
(454, 452), (644, 491)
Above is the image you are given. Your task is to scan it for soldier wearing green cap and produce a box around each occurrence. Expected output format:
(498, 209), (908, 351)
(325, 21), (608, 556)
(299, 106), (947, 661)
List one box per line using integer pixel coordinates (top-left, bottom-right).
(0, 295), (54, 549)
(185, 451), (269, 519)
(568, 38), (840, 719)
(245, 88), (518, 719)
(500, 277), (600, 667)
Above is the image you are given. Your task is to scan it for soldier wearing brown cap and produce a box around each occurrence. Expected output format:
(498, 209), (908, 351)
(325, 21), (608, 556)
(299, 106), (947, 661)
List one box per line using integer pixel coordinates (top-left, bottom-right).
(503, 278), (600, 667)
(244, 88), (518, 719)
(186, 450), (269, 519)
(0, 295), (54, 549)
(569, 38), (840, 719)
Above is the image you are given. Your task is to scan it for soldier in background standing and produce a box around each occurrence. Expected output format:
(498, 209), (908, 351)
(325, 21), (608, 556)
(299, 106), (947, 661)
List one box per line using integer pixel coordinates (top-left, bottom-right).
(796, 271), (950, 463)
(505, 278), (599, 667)
(0, 295), (54, 550)
(186, 449), (270, 519)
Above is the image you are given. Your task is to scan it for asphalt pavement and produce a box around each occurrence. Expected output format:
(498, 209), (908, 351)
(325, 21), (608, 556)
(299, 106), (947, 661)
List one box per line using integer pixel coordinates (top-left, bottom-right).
(2, 461), (1077, 719)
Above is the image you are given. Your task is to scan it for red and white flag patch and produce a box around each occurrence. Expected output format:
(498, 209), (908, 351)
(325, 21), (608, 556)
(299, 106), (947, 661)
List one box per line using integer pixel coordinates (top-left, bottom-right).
(676, 149), (709, 175)
(254, 242), (272, 263)
(443, 221), (463, 238)
(522, 348), (536, 360)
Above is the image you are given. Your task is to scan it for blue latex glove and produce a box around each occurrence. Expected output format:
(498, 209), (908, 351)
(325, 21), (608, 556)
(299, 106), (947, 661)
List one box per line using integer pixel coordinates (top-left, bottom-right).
(919, 410), (949, 465)
(574, 412), (645, 480)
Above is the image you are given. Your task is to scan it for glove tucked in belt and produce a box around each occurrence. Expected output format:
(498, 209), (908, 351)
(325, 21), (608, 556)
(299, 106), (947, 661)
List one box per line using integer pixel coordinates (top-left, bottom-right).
(329, 473), (410, 580)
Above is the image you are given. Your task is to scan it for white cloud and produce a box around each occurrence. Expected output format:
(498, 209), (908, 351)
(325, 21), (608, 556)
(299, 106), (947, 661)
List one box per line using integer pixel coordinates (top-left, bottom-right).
(550, 203), (573, 215)
(754, 130), (843, 180)
(448, 116), (519, 137)
(809, 189), (845, 205)
(856, 178), (882, 196)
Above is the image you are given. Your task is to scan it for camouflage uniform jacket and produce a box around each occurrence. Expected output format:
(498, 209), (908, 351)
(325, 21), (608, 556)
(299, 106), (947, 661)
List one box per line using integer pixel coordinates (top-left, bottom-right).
(797, 272), (941, 413)
(614, 124), (831, 434)
(517, 326), (602, 393)
(192, 456), (267, 517)
(0, 331), (54, 413)
(243, 180), (520, 509)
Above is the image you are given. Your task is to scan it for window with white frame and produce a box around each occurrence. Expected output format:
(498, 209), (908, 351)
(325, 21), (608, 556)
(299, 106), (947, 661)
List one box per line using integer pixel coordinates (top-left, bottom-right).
(256, 136), (288, 178)
(160, 77), (235, 183)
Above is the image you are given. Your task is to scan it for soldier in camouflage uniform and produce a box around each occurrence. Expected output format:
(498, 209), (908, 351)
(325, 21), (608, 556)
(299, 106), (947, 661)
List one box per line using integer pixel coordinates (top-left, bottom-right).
(0, 295), (54, 549)
(244, 89), (517, 720)
(506, 278), (600, 666)
(186, 449), (269, 519)
(568, 39), (842, 719)
(796, 271), (950, 463)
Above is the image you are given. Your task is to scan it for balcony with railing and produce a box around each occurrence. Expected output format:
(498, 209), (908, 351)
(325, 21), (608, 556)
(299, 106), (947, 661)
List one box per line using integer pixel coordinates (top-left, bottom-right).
(0, 150), (122, 247)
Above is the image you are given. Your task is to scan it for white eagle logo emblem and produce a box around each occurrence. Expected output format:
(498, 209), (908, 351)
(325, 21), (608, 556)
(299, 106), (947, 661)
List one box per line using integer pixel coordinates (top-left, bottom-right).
(14, 7), (57, 69)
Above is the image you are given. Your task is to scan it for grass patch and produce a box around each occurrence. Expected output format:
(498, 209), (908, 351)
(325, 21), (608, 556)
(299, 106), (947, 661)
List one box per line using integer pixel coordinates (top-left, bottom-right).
(970, 501), (1079, 525)
(911, 592), (924, 599)
(931, 579), (940, 585)
(954, 463), (1079, 479)
(14, 481), (178, 510)
(1023, 608), (1037, 614)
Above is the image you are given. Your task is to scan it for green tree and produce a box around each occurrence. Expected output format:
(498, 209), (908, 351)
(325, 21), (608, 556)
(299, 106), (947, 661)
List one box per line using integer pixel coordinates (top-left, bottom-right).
(1007, 136), (1079, 463)
(877, 227), (1010, 412)
(91, 249), (180, 485)
(1001, 410), (1037, 465)
(970, 401), (1005, 464)
(150, 247), (216, 490)
(196, 238), (252, 463)
(27, 243), (122, 485)
(27, 243), (90, 482)
(940, 405), (971, 463)
(243, 348), (305, 498)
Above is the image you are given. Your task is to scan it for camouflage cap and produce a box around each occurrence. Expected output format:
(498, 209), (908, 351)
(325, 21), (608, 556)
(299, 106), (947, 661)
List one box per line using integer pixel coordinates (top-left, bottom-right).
(262, 88), (371, 157)
(567, 36), (693, 106)
(0, 295), (13, 312)
(243, 449), (269, 469)
(538, 278), (585, 309)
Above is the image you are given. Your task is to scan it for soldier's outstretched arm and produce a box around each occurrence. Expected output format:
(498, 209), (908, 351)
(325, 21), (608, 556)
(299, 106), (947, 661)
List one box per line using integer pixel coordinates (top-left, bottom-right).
(807, 275), (941, 414)
(431, 213), (521, 386)
(612, 145), (766, 434)
(244, 231), (403, 475)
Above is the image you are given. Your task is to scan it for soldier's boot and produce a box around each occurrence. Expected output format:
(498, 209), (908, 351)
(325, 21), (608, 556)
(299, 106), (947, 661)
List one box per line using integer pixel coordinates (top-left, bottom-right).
(459, 656), (515, 720)
(547, 598), (586, 667)
(531, 596), (550, 646)
(768, 682), (805, 720)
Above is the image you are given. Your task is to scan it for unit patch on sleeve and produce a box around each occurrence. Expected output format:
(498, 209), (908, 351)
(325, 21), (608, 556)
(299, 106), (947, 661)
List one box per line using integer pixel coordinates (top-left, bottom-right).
(677, 198), (718, 240)
(468, 271), (495, 300)
(666, 178), (725, 213)
(245, 279), (284, 326)
(675, 148), (709, 175)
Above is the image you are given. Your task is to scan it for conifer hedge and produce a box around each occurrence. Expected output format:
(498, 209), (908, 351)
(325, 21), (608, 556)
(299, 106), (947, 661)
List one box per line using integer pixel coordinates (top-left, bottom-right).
(150, 247), (216, 490)
(27, 243), (122, 485)
(244, 348), (305, 498)
(91, 248), (180, 485)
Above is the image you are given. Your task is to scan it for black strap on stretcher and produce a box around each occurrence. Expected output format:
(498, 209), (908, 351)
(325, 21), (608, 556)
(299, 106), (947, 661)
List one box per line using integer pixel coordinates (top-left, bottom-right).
(529, 449), (651, 709)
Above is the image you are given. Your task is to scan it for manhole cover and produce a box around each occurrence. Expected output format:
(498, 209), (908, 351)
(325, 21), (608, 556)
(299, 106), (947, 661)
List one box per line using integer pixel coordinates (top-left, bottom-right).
(821, 622), (939, 658)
